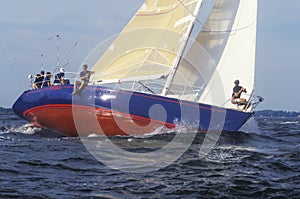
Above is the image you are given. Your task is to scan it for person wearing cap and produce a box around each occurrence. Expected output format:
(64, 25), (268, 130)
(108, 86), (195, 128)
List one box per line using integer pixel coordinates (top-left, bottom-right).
(72, 64), (94, 95)
(53, 68), (65, 86)
(231, 79), (247, 105)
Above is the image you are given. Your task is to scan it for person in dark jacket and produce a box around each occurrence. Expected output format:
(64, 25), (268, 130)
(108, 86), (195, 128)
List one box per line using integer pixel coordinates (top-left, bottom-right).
(231, 79), (247, 105)
(53, 68), (65, 85)
(32, 70), (45, 89)
(42, 72), (52, 87)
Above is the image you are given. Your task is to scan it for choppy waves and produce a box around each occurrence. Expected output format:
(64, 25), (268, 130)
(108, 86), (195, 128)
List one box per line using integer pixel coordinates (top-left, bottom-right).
(0, 112), (299, 198)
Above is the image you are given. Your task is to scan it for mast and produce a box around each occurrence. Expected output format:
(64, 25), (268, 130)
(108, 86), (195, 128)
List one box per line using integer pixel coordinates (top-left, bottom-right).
(161, 0), (204, 96)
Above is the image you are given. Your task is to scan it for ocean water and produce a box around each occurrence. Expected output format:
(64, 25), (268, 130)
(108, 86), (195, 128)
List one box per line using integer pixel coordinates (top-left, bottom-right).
(0, 110), (299, 198)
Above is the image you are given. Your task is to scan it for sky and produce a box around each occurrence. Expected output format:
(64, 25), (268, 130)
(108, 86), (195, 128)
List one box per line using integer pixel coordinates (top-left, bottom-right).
(0, 0), (299, 111)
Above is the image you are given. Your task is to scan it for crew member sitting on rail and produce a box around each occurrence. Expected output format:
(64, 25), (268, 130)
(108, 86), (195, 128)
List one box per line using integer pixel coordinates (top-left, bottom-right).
(71, 64), (94, 95)
(231, 79), (247, 105)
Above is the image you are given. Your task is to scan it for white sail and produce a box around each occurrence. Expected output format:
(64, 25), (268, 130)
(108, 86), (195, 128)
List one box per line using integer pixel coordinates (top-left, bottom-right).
(167, 0), (257, 110)
(91, 0), (203, 83)
(198, 0), (257, 111)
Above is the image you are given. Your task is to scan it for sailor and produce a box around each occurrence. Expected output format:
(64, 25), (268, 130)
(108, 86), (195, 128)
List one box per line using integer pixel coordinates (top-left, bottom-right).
(71, 64), (94, 95)
(42, 72), (52, 87)
(53, 68), (65, 86)
(40, 70), (45, 81)
(231, 80), (247, 105)
(32, 70), (45, 89)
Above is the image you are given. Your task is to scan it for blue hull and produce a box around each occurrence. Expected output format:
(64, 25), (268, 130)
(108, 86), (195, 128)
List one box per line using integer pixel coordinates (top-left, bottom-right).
(12, 85), (252, 136)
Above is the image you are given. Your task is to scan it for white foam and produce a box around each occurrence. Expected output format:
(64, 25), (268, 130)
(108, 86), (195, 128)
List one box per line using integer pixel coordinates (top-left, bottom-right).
(87, 133), (99, 138)
(280, 121), (299, 125)
(5, 123), (41, 135)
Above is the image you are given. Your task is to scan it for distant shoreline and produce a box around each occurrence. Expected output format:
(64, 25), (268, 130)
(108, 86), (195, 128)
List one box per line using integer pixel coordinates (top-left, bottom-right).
(0, 107), (12, 114)
(254, 110), (300, 118)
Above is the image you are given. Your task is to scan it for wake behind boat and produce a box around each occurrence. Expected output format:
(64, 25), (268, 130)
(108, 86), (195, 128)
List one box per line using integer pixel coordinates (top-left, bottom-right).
(13, 0), (263, 137)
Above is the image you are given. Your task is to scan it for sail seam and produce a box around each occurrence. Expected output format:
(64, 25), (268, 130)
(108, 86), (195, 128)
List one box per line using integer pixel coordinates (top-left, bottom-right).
(137, 3), (180, 16)
(201, 20), (256, 33)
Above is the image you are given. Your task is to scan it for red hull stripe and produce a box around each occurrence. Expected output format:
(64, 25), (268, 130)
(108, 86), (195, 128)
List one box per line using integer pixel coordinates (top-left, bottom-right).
(23, 104), (176, 128)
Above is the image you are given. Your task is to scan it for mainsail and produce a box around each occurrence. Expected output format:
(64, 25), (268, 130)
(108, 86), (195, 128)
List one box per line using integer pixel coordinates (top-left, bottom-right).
(91, 0), (204, 83)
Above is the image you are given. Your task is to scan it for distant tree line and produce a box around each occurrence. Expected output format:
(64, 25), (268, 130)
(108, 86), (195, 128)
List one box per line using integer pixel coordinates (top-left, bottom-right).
(255, 110), (300, 118)
(0, 107), (12, 114)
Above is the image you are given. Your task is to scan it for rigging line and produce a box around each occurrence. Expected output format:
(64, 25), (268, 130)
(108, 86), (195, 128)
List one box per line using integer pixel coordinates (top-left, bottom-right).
(58, 41), (78, 69)
(52, 41), (78, 74)
(176, 0), (211, 31)
(65, 41), (78, 64)
(138, 81), (155, 94)
(201, 20), (256, 33)
(59, 41), (78, 66)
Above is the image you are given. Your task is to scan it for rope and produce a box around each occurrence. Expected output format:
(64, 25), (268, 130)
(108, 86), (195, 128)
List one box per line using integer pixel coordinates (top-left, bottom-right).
(59, 41), (78, 68)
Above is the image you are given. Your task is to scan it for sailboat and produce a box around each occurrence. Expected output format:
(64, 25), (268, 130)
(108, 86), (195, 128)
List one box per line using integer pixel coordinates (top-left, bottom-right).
(12, 0), (263, 137)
